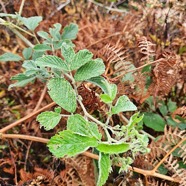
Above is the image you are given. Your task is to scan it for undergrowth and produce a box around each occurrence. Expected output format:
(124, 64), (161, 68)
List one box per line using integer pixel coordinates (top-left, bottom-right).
(0, 1), (185, 186)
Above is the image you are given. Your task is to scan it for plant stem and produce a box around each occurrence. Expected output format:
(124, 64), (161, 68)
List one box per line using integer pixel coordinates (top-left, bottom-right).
(0, 133), (180, 183)
(0, 18), (34, 48)
(18, 0), (26, 16)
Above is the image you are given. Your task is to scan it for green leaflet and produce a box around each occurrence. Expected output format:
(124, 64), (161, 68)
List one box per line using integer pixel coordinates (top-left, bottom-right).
(74, 58), (105, 81)
(96, 143), (130, 154)
(61, 23), (78, 40)
(111, 95), (137, 114)
(37, 31), (50, 40)
(36, 111), (61, 130)
(36, 55), (69, 71)
(20, 16), (42, 31)
(9, 74), (35, 89)
(22, 48), (32, 60)
(67, 114), (101, 140)
(70, 49), (93, 70)
(47, 130), (98, 158)
(33, 44), (52, 52)
(143, 112), (165, 131)
(47, 78), (77, 113)
(0, 52), (22, 62)
(97, 152), (111, 186)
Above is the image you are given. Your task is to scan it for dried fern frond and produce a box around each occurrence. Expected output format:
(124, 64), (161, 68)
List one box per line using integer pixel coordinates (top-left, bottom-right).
(96, 44), (129, 76)
(135, 126), (186, 185)
(64, 155), (95, 186)
(147, 177), (169, 186)
(148, 50), (180, 96)
(172, 106), (186, 120)
(137, 36), (155, 64)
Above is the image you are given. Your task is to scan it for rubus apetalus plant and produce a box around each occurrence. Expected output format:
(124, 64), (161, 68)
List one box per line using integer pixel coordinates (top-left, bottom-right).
(0, 14), (149, 186)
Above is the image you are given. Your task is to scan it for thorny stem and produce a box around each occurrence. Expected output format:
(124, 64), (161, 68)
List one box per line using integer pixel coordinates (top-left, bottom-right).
(0, 133), (180, 183)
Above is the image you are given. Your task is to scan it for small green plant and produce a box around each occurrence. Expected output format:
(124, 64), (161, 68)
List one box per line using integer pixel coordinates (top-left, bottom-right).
(0, 14), (149, 185)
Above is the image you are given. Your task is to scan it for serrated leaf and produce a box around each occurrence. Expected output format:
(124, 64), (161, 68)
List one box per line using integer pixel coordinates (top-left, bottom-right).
(96, 143), (130, 154)
(47, 78), (77, 113)
(111, 95), (137, 114)
(70, 49), (93, 70)
(67, 114), (101, 140)
(32, 51), (44, 60)
(97, 152), (111, 186)
(49, 23), (62, 41)
(0, 52), (22, 62)
(87, 76), (110, 94)
(37, 111), (61, 130)
(61, 42), (75, 64)
(9, 74), (35, 89)
(36, 55), (69, 71)
(74, 59), (105, 81)
(20, 16), (42, 31)
(89, 122), (102, 140)
(143, 112), (165, 132)
(37, 31), (50, 39)
(100, 94), (113, 104)
(33, 44), (51, 52)
(61, 23), (78, 40)
(47, 130), (98, 158)
(67, 114), (90, 136)
(23, 47), (32, 60)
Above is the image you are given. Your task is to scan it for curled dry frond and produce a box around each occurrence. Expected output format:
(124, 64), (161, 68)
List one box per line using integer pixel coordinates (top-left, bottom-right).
(135, 126), (186, 185)
(63, 155), (95, 186)
(172, 106), (186, 120)
(137, 36), (155, 64)
(148, 50), (180, 96)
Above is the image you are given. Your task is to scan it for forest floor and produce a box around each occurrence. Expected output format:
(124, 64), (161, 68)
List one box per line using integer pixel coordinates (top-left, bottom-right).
(0, 0), (186, 186)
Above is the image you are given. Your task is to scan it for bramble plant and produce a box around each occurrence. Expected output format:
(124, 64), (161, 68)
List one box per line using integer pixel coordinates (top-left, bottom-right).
(0, 14), (149, 186)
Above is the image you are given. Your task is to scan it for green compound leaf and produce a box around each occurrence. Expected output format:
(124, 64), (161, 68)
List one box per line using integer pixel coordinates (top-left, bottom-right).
(67, 114), (101, 140)
(61, 23), (78, 40)
(23, 47), (32, 60)
(33, 44), (52, 52)
(96, 143), (130, 154)
(36, 55), (69, 71)
(36, 111), (61, 130)
(9, 74), (35, 89)
(97, 152), (111, 186)
(143, 112), (166, 132)
(47, 130), (98, 158)
(20, 16), (42, 31)
(70, 49), (93, 70)
(0, 52), (22, 62)
(111, 95), (137, 114)
(74, 58), (105, 81)
(47, 78), (77, 113)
